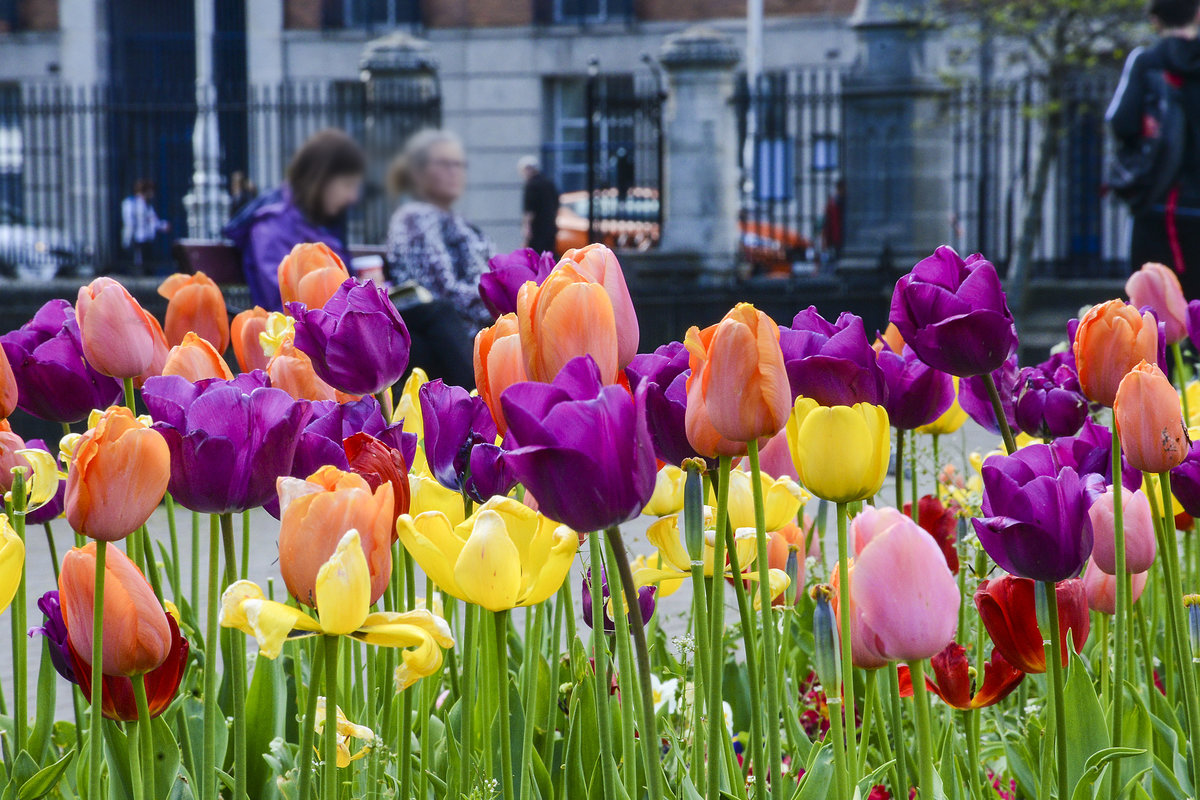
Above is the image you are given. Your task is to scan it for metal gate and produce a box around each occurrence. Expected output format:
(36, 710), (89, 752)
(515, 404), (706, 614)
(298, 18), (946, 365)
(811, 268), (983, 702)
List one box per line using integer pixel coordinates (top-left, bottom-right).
(583, 59), (666, 250)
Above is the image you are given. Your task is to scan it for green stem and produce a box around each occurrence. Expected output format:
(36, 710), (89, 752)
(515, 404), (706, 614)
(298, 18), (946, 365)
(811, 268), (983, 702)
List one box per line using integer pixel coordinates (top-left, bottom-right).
(494, 610), (516, 800)
(587, 531), (620, 797)
(894, 428), (905, 512)
(1154, 472), (1200, 786)
(908, 660), (936, 796)
(836, 502), (858, 781)
(241, 509), (251, 580)
(686, 463), (710, 790)
(981, 372), (1017, 455)
(1041, 581), (1070, 800)
(324, 635), (340, 800)
(190, 511), (200, 609)
(220, 513), (247, 800)
(165, 493), (180, 597)
(1109, 428), (1127, 800)
(706, 456), (732, 800)
(202, 516), (220, 800)
(132, 674), (154, 799)
(887, 663), (910, 799)
(1174, 342), (1192, 424)
(858, 670), (877, 778)
(872, 683), (898, 797)
(827, 696), (852, 800)
(965, 708), (984, 800)
(10, 471), (27, 755)
(748, 440), (783, 799)
(603, 535), (639, 797)
(398, 546), (415, 798)
(520, 602), (546, 797)
(459, 603), (476, 796)
(723, 508), (765, 788)
(88, 539), (107, 800)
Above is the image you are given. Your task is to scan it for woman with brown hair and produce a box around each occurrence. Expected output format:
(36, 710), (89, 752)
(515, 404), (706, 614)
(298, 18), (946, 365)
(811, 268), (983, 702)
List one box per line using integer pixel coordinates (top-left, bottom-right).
(223, 129), (365, 310)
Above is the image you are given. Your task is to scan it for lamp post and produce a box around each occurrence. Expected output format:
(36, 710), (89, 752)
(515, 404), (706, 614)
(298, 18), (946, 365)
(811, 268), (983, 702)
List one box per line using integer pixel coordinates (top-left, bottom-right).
(183, 0), (229, 239)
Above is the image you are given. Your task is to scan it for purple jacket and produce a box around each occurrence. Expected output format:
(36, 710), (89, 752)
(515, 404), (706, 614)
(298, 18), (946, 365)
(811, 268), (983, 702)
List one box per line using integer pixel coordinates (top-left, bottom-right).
(223, 186), (351, 311)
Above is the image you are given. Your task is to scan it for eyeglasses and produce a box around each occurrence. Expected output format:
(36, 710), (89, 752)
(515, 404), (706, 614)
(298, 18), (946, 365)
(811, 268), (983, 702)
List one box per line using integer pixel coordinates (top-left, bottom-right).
(429, 159), (468, 171)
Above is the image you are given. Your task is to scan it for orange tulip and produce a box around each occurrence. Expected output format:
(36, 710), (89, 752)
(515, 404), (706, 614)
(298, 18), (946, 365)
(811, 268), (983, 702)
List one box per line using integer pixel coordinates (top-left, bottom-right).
(161, 333), (234, 382)
(0, 344), (15, 421)
(267, 341), (342, 402)
(230, 306), (272, 373)
(517, 265), (619, 383)
(1073, 299), (1158, 407)
(75, 278), (163, 379)
(66, 406), (170, 541)
(1114, 360), (1189, 473)
(685, 303), (790, 446)
(765, 520), (819, 606)
(876, 322), (905, 356)
(157, 271), (230, 353)
(1126, 262), (1188, 345)
(558, 244), (639, 369)
(59, 542), (172, 676)
(474, 313), (527, 435)
(277, 465), (394, 607)
(278, 242), (350, 310)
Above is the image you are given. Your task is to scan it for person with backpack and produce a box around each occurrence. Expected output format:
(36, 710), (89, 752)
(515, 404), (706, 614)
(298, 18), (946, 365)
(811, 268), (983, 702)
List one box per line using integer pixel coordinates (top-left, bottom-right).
(1107, 0), (1200, 297)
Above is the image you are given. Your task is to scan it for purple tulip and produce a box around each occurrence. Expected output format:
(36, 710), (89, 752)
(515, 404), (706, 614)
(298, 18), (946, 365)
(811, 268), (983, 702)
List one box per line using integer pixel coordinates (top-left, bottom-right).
(972, 443), (1103, 582)
(419, 379), (514, 503)
(501, 355), (657, 532)
(876, 340), (954, 430)
(582, 568), (657, 633)
(780, 307), (886, 406)
(889, 246), (1017, 377)
(291, 396), (416, 480)
(29, 591), (76, 683)
(1050, 418), (1143, 492)
(0, 299), (123, 424)
(1171, 440), (1200, 517)
(23, 439), (64, 526)
(289, 279), (411, 396)
(143, 371), (313, 513)
(959, 353), (1019, 435)
(625, 342), (710, 467)
(1187, 300), (1200, 353)
(479, 248), (556, 318)
(1012, 352), (1088, 439)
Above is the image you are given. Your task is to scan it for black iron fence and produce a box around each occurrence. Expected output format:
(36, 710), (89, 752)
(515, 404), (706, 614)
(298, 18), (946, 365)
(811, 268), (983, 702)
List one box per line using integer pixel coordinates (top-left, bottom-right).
(739, 69), (1128, 279)
(0, 79), (441, 280)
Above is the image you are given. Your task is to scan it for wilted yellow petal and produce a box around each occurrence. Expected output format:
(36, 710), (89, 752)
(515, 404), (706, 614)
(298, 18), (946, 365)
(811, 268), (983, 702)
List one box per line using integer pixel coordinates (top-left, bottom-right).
(14, 448), (61, 511)
(520, 523), (579, 607)
(314, 530), (371, 635)
(633, 553), (685, 598)
(218, 579), (265, 634)
(239, 597), (322, 659)
(259, 312), (295, 357)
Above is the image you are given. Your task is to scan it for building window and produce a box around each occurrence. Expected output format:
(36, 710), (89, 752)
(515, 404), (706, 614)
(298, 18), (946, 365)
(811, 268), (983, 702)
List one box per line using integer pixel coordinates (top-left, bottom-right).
(323, 0), (420, 29)
(0, 85), (21, 218)
(535, 0), (633, 25)
(542, 75), (637, 194)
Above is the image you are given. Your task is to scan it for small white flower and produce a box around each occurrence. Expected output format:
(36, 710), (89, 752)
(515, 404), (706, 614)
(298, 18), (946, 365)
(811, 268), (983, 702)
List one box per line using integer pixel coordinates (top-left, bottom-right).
(650, 675), (679, 715)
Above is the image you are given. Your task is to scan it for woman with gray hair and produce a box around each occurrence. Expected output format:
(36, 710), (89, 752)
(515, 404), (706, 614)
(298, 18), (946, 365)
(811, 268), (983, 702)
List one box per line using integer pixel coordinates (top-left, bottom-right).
(385, 129), (493, 386)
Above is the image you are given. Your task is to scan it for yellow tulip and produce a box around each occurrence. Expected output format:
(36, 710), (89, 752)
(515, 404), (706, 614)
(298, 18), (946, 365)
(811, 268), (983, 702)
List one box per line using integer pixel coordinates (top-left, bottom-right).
(1184, 382), (1200, 428)
(315, 698), (377, 768)
(786, 398), (889, 504)
(394, 368), (428, 432)
(915, 377), (968, 435)
(258, 311), (295, 358)
(714, 468), (807, 532)
(221, 530), (453, 688)
(6, 447), (61, 512)
(396, 496), (578, 612)
(633, 509), (790, 605)
(632, 552), (683, 598)
(408, 473), (466, 527)
(0, 513), (23, 615)
(643, 465), (686, 517)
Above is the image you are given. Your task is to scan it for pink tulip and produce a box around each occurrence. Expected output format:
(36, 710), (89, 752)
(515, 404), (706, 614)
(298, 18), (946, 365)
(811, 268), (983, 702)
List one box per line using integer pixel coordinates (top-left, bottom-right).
(75, 278), (162, 379)
(838, 505), (960, 663)
(559, 244), (640, 370)
(1082, 558), (1148, 615)
(1089, 485), (1156, 575)
(1126, 262), (1188, 345)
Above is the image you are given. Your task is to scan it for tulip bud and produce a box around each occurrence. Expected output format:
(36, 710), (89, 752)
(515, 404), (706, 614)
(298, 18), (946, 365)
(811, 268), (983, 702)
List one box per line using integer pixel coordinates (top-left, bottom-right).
(1074, 300), (1159, 408)
(811, 585), (841, 692)
(784, 550), (800, 608)
(157, 271), (230, 352)
(230, 306), (272, 373)
(683, 463), (705, 562)
(1187, 594), (1200, 664)
(278, 242), (350, 310)
(344, 432), (410, 531)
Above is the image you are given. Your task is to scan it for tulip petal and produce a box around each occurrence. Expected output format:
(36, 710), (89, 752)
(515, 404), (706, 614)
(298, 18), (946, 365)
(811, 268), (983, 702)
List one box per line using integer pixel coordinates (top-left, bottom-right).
(453, 510), (522, 612)
(240, 598), (323, 659)
(0, 517), (23, 614)
(314, 530), (372, 635)
(397, 512), (466, 599)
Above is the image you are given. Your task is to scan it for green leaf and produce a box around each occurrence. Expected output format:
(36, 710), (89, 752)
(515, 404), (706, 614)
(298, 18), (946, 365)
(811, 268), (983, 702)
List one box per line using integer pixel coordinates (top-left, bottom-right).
(16, 749), (75, 800)
(795, 741), (833, 800)
(1068, 748), (1147, 800)
(26, 639), (58, 761)
(101, 720), (133, 800)
(243, 651), (287, 799)
(150, 716), (182, 797)
(1064, 653), (1110, 795)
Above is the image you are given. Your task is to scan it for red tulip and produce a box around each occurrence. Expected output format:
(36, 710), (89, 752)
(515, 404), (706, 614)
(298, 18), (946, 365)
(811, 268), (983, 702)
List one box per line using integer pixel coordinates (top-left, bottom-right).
(899, 642), (1024, 709)
(344, 432), (410, 534)
(974, 574), (1089, 674)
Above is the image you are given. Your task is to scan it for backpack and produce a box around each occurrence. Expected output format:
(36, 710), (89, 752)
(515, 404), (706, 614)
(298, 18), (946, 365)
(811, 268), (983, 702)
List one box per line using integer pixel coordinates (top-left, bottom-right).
(1108, 64), (1187, 215)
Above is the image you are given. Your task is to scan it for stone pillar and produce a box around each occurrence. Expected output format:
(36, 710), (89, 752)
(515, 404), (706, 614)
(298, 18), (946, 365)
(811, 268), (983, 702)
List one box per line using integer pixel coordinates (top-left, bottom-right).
(359, 33), (440, 238)
(840, 0), (952, 273)
(658, 26), (742, 280)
